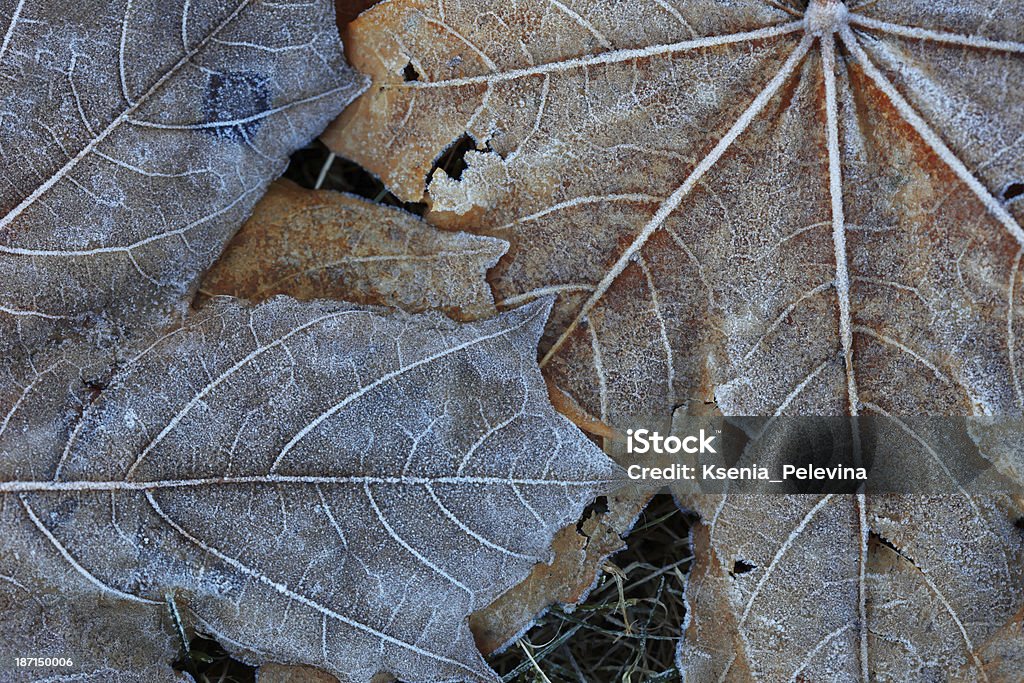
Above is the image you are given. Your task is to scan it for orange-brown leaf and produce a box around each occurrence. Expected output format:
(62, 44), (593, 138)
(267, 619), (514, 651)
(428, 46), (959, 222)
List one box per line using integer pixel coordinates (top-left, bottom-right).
(200, 179), (507, 320)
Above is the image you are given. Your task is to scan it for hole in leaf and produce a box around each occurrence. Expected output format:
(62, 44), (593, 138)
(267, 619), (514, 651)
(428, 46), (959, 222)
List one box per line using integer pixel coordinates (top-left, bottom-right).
(172, 634), (256, 682)
(1003, 182), (1024, 202)
(283, 140), (426, 215)
(402, 62), (420, 82)
(429, 133), (477, 183)
(576, 495), (610, 534)
(870, 531), (922, 568)
(730, 559), (756, 577)
(76, 376), (109, 417)
(1014, 516), (1024, 531)
(868, 531), (922, 568)
(870, 531), (900, 554)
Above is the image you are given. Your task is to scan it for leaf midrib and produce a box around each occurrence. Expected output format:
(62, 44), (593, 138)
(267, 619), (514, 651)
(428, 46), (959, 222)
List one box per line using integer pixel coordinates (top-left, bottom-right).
(0, 473), (618, 493)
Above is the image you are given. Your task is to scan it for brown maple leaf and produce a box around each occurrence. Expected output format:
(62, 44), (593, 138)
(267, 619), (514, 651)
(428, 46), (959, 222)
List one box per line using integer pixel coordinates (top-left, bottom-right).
(321, 1), (1024, 678)
(325, 0), (1024, 426)
(678, 491), (1024, 681)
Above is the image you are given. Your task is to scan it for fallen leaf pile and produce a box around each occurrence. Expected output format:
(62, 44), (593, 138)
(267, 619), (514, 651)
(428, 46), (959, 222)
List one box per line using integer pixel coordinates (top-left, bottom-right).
(0, 1), (621, 682)
(3, 0), (1024, 681)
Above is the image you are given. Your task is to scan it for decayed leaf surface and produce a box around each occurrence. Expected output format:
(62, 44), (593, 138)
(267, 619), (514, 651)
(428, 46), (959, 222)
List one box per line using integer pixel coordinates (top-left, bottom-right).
(200, 179), (507, 320)
(0, 0), (363, 353)
(326, 0), (1024, 425)
(0, 296), (622, 682)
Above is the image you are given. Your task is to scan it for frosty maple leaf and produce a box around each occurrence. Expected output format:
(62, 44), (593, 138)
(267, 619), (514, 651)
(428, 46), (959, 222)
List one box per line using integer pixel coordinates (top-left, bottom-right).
(0, 297), (623, 682)
(326, 0), (1024, 426)
(0, 0), (363, 354)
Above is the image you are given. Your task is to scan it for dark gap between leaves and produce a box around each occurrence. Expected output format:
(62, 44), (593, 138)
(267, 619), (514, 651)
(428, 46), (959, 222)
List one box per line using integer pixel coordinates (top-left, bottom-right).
(491, 494), (691, 682)
(428, 133), (478, 183)
(335, 0), (381, 30)
(283, 139), (427, 215)
(172, 634), (256, 683)
(402, 62), (420, 82)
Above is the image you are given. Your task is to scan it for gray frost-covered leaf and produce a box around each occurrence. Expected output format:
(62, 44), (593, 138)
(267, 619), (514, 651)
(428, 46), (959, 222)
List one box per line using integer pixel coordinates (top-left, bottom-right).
(0, 296), (622, 682)
(0, 0), (364, 351)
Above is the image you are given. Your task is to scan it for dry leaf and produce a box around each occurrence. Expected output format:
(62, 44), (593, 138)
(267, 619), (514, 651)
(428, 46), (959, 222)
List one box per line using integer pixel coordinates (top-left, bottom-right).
(0, 0), (363, 355)
(325, 0), (1024, 425)
(322, 2), (1024, 677)
(0, 296), (622, 682)
(678, 492), (1024, 681)
(666, 408), (1024, 679)
(200, 178), (507, 320)
(258, 663), (344, 683)
(469, 484), (649, 655)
